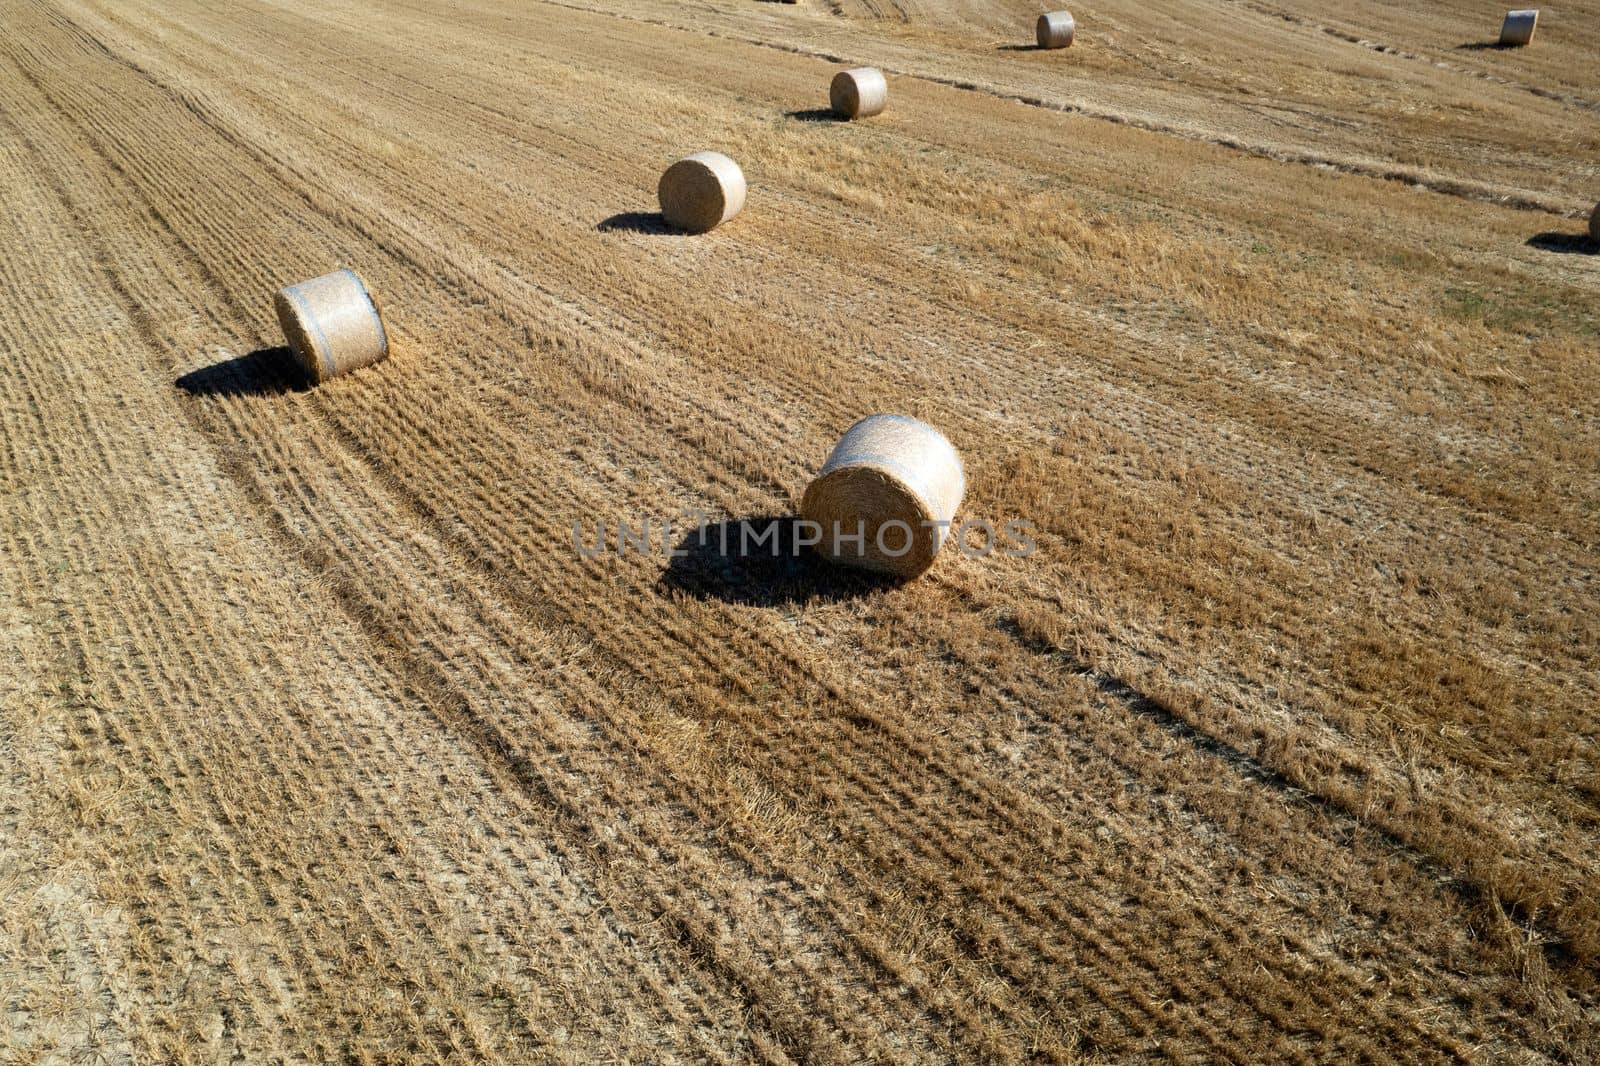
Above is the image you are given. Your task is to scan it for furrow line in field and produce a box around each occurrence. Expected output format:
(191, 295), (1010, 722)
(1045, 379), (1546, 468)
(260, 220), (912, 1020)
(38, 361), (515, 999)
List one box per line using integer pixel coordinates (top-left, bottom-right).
(515, 0), (1582, 217)
(1234, 0), (1600, 113)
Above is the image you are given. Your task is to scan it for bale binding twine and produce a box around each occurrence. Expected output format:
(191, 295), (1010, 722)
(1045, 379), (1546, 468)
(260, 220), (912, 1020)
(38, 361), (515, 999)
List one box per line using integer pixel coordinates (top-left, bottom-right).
(800, 414), (966, 578)
(1037, 11), (1075, 49)
(274, 269), (389, 384)
(658, 152), (747, 233)
(831, 67), (888, 119)
(1500, 10), (1538, 47)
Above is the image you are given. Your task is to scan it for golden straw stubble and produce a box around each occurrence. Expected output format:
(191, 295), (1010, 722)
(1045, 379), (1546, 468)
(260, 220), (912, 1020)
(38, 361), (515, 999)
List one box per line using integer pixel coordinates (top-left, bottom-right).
(657, 152), (747, 233)
(801, 414), (966, 578)
(274, 268), (389, 384)
(830, 68), (888, 119)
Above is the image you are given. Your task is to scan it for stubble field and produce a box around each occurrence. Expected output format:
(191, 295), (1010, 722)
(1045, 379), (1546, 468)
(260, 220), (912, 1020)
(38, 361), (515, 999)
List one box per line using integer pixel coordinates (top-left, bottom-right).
(1, 0), (1597, 1061)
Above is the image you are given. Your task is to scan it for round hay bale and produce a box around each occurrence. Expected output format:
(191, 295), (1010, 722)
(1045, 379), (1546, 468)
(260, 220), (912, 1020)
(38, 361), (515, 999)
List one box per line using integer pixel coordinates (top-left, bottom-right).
(1590, 201), (1600, 242)
(800, 414), (966, 578)
(274, 268), (389, 385)
(658, 152), (746, 233)
(1500, 9), (1538, 47)
(830, 67), (888, 119)
(1037, 10), (1075, 49)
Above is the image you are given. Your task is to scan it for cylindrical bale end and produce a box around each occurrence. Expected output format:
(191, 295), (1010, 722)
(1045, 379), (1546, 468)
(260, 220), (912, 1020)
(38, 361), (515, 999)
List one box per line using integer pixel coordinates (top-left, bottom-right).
(1499, 9), (1538, 47)
(830, 67), (888, 119)
(800, 414), (966, 578)
(658, 152), (747, 233)
(274, 269), (389, 385)
(1590, 201), (1600, 242)
(1037, 11), (1075, 49)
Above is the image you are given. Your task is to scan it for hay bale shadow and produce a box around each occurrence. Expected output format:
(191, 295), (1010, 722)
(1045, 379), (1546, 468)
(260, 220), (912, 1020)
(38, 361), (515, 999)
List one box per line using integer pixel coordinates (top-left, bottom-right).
(1527, 232), (1598, 255)
(657, 514), (897, 606)
(784, 108), (846, 123)
(597, 211), (676, 235)
(176, 346), (309, 397)
(996, 44), (1042, 52)
(1456, 40), (1515, 51)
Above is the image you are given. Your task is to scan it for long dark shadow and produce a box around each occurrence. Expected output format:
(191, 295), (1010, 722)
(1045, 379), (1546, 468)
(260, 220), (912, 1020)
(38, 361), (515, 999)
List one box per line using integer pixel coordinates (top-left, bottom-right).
(784, 108), (846, 123)
(176, 346), (309, 397)
(597, 211), (676, 235)
(1527, 232), (1598, 256)
(655, 514), (897, 606)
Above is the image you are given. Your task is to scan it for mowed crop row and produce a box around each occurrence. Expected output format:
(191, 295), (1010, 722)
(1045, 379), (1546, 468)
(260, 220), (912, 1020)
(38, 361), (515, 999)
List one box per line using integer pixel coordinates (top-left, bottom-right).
(1, 0), (1595, 1061)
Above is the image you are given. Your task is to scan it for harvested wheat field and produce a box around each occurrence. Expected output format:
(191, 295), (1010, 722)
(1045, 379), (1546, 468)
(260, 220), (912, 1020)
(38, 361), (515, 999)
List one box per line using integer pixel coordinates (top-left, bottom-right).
(2, 0), (1598, 1061)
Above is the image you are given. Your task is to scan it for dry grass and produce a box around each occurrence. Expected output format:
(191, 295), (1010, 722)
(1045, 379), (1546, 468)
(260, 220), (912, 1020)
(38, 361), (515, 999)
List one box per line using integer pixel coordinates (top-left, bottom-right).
(1, 0), (1597, 1061)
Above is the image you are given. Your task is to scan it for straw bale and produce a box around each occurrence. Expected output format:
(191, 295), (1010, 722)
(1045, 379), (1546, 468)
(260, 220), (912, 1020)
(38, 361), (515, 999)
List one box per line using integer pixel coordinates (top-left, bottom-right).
(1037, 11), (1075, 49)
(274, 268), (389, 384)
(830, 67), (888, 119)
(800, 414), (966, 578)
(1500, 10), (1538, 47)
(658, 152), (747, 233)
